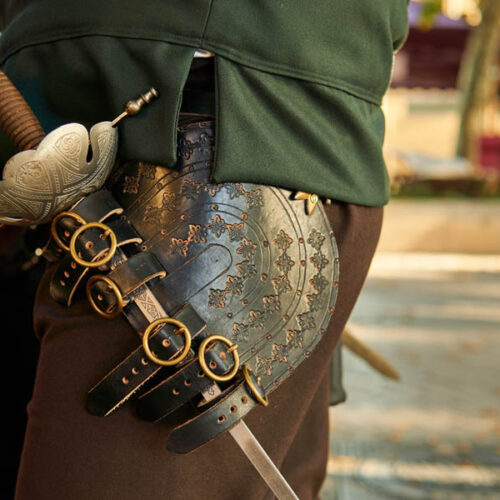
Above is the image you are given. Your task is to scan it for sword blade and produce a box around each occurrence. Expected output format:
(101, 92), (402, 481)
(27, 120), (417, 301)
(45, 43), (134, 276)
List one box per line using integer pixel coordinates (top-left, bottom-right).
(113, 250), (299, 499)
(229, 421), (299, 500)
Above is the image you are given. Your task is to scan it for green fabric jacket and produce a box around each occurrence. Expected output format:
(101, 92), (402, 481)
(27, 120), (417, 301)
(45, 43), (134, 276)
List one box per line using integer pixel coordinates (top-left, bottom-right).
(0, 0), (409, 206)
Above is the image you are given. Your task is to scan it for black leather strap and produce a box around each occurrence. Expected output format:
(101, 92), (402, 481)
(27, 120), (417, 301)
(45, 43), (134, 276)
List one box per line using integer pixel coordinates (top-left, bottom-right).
(50, 218), (142, 306)
(86, 303), (206, 416)
(88, 251), (166, 315)
(137, 341), (235, 422)
(166, 373), (265, 454)
(44, 190), (123, 262)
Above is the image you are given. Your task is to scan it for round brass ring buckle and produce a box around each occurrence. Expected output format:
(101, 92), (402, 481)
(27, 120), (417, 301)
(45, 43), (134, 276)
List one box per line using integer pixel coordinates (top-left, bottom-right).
(86, 275), (124, 319)
(198, 335), (240, 382)
(69, 222), (117, 268)
(51, 211), (86, 251)
(142, 318), (192, 366)
(242, 365), (269, 407)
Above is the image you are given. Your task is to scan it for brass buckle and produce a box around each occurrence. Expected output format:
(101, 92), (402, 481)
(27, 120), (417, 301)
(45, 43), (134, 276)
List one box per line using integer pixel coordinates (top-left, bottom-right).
(198, 335), (239, 382)
(86, 275), (124, 319)
(69, 221), (117, 268)
(242, 365), (269, 407)
(142, 318), (192, 366)
(51, 211), (86, 252)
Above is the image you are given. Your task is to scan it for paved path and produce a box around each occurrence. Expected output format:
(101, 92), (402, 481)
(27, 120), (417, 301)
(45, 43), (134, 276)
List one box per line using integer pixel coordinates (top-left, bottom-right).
(322, 253), (500, 499)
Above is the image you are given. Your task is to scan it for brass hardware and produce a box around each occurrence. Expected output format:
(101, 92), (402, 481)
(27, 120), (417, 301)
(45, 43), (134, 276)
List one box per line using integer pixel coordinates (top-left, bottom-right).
(111, 88), (160, 127)
(86, 275), (124, 319)
(294, 191), (320, 215)
(198, 335), (240, 382)
(51, 211), (86, 251)
(242, 365), (269, 407)
(142, 318), (191, 366)
(69, 221), (117, 268)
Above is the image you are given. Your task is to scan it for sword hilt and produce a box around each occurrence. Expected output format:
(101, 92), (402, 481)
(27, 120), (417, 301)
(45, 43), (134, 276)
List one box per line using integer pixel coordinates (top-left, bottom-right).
(0, 69), (46, 151)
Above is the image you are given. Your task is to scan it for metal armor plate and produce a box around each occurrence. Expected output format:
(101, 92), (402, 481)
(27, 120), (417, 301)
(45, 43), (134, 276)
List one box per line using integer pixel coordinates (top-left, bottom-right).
(108, 121), (339, 393)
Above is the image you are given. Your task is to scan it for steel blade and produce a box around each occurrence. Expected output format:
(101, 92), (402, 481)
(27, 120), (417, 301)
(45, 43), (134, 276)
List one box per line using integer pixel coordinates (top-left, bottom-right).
(110, 248), (299, 499)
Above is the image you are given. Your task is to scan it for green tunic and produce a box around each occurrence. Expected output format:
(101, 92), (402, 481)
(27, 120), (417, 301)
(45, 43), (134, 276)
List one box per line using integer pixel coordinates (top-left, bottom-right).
(0, 0), (408, 206)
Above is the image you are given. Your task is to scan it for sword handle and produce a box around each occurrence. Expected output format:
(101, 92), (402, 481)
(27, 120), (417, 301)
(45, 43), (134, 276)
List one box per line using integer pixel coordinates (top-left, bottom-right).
(0, 70), (46, 151)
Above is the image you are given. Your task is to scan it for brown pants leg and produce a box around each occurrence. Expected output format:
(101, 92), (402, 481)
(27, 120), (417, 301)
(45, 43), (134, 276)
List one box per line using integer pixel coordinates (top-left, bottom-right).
(15, 202), (382, 500)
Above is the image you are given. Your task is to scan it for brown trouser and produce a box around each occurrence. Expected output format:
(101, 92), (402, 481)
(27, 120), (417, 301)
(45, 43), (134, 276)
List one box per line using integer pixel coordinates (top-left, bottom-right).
(15, 202), (382, 500)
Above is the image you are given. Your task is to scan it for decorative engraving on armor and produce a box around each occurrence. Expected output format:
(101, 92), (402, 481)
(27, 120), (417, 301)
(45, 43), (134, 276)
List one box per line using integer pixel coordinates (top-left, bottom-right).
(272, 274), (291, 295)
(55, 132), (82, 158)
(236, 238), (257, 260)
(272, 344), (289, 363)
(207, 214), (227, 238)
(123, 175), (140, 194)
(208, 288), (227, 309)
(271, 229), (294, 296)
(310, 252), (329, 272)
(310, 273), (328, 293)
(170, 238), (190, 257)
(297, 311), (316, 331)
(143, 206), (163, 226)
(0, 122), (118, 224)
(224, 183), (245, 199)
(232, 323), (250, 342)
(286, 329), (304, 350)
(181, 179), (202, 200)
(16, 161), (50, 191)
(307, 292), (326, 312)
(244, 188), (264, 209)
(225, 275), (244, 296)
(256, 356), (275, 377)
(263, 295), (281, 313)
(161, 192), (178, 212)
(139, 162), (157, 180)
(273, 230), (293, 251)
(236, 260), (257, 279)
(206, 184), (221, 197)
(275, 253), (295, 274)
(187, 224), (207, 244)
(248, 310), (266, 330)
(227, 222), (245, 242)
(307, 228), (325, 251)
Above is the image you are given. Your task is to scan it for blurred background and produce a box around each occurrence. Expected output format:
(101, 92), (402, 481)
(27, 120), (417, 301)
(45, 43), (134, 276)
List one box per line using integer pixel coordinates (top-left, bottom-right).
(322, 0), (500, 498)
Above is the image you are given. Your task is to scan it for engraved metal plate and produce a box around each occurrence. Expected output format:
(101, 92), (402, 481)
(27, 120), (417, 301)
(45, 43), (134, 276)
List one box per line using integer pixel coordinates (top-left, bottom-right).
(111, 122), (339, 394)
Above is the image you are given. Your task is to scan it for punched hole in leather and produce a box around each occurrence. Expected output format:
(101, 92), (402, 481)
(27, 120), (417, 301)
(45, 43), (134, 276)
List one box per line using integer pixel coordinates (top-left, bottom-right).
(86, 303), (206, 416)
